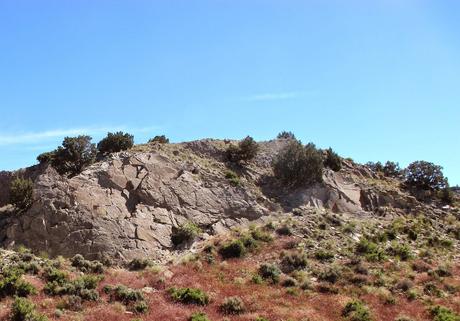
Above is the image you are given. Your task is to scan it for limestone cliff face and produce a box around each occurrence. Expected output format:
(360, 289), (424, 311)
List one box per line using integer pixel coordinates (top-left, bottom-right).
(0, 139), (421, 262)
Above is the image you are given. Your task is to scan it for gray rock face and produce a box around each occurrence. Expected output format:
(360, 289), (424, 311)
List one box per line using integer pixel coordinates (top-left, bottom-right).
(0, 140), (422, 262)
(0, 148), (269, 262)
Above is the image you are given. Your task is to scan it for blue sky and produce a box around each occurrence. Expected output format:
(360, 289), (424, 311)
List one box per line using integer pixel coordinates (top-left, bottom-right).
(0, 0), (459, 184)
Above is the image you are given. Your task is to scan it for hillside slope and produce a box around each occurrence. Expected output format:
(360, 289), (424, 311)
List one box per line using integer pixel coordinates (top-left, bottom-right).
(0, 139), (456, 263)
(0, 211), (459, 321)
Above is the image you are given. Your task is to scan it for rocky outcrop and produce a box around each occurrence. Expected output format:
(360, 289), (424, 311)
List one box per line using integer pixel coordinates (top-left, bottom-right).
(0, 139), (426, 262)
(0, 148), (270, 262)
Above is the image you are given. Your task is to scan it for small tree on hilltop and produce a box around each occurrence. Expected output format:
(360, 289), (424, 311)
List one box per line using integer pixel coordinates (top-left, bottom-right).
(272, 140), (323, 187)
(366, 161), (383, 173)
(277, 131), (296, 140)
(9, 177), (34, 211)
(405, 161), (448, 191)
(439, 187), (454, 205)
(324, 148), (342, 172)
(51, 135), (97, 176)
(383, 161), (401, 178)
(226, 136), (259, 163)
(97, 131), (134, 155)
(148, 135), (169, 144)
(37, 151), (56, 164)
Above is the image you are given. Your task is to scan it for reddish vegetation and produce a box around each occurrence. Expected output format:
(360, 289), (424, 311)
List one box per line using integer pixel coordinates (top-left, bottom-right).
(363, 294), (432, 321)
(1, 234), (459, 321)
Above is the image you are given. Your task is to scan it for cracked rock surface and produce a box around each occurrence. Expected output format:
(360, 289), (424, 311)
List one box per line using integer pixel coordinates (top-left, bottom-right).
(0, 139), (425, 262)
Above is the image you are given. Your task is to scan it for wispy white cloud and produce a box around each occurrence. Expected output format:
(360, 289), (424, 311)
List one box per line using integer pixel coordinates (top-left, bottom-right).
(0, 125), (161, 146)
(244, 91), (306, 102)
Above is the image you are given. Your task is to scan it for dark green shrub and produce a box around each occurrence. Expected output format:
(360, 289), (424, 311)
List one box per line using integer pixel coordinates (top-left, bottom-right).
(50, 135), (97, 176)
(43, 270), (101, 301)
(97, 131), (134, 154)
(102, 284), (113, 294)
(0, 267), (37, 298)
(9, 177), (34, 211)
(355, 238), (386, 262)
(11, 297), (48, 321)
(300, 280), (312, 290)
(250, 228), (273, 242)
(366, 161), (383, 173)
(79, 288), (99, 301)
(15, 280), (38, 297)
(325, 214), (342, 226)
(317, 282), (339, 294)
(76, 275), (100, 291)
(406, 290), (418, 301)
(225, 170), (241, 186)
(405, 227), (418, 241)
(280, 252), (308, 273)
(17, 251), (34, 262)
(383, 161), (401, 177)
(426, 236), (453, 249)
(133, 301), (149, 314)
(189, 312), (210, 321)
(169, 287), (209, 305)
(104, 284), (147, 313)
(441, 238), (454, 248)
(43, 267), (67, 284)
(220, 296), (245, 315)
(70, 254), (104, 273)
(405, 161), (448, 191)
(19, 261), (40, 275)
(439, 187), (454, 204)
(424, 282), (442, 297)
(276, 225), (292, 236)
(128, 258), (154, 271)
(343, 223), (356, 234)
(277, 131), (296, 140)
(258, 263), (281, 284)
(314, 249), (334, 262)
(430, 305), (460, 321)
(239, 234), (258, 251)
(354, 263), (369, 275)
(342, 300), (373, 321)
(148, 135), (169, 144)
(219, 240), (246, 259)
(355, 238), (378, 255)
(272, 140), (323, 187)
(324, 148), (342, 171)
(226, 136), (259, 163)
(171, 222), (202, 246)
(252, 274), (263, 284)
(110, 285), (144, 303)
(385, 228), (397, 240)
(387, 242), (413, 261)
(265, 221), (276, 230)
(201, 245), (217, 264)
(395, 279), (414, 292)
(318, 266), (342, 284)
(281, 276), (298, 287)
(37, 151), (55, 164)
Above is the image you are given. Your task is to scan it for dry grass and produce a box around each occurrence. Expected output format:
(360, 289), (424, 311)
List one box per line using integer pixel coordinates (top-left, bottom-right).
(1, 215), (459, 321)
